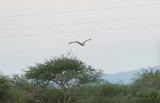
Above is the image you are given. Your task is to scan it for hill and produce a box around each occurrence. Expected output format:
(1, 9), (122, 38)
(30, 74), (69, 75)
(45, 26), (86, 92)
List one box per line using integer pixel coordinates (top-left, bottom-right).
(103, 66), (160, 84)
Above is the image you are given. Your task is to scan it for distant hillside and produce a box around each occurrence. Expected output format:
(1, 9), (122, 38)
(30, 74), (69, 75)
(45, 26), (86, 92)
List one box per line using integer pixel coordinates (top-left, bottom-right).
(103, 66), (160, 84)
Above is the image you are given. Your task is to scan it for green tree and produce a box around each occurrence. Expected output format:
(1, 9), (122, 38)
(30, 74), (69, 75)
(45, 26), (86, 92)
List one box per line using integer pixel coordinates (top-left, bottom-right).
(10, 74), (41, 103)
(130, 68), (160, 103)
(0, 72), (10, 102)
(132, 68), (160, 91)
(25, 54), (103, 103)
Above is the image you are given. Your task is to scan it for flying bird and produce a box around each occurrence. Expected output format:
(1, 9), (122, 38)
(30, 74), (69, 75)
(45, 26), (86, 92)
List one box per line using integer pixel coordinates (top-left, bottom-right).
(69, 39), (91, 46)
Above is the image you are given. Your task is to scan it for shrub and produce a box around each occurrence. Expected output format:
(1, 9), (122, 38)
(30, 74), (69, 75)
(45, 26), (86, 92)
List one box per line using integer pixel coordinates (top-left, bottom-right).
(0, 72), (10, 102)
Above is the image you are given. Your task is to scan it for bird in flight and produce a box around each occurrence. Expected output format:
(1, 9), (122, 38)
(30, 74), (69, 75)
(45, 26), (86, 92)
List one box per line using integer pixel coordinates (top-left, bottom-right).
(69, 39), (91, 46)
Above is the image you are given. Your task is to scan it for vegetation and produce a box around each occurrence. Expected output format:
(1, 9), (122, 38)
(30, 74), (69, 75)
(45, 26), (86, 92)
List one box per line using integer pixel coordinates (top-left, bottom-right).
(24, 54), (102, 103)
(1, 54), (160, 103)
(0, 72), (10, 103)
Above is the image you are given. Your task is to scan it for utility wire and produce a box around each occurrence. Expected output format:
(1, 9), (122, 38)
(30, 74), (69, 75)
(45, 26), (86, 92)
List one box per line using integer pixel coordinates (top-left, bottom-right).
(0, 24), (160, 38)
(0, 15), (160, 31)
(0, 2), (160, 18)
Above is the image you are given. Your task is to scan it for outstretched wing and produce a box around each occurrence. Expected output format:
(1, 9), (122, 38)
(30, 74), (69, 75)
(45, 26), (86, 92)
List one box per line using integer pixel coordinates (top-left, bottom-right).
(83, 39), (91, 44)
(69, 41), (79, 44)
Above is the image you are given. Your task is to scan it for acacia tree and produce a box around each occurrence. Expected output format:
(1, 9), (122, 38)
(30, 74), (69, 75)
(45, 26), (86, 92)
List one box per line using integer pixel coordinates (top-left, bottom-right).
(25, 54), (103, 103)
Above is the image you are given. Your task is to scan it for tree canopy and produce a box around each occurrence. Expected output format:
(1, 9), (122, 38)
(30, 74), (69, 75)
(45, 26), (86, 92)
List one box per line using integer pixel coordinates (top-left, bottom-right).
(25, 54), (102, 88)
(132, 68), (160, 90)
(24, 54), (103, 103)
(0, 72), (10, 101)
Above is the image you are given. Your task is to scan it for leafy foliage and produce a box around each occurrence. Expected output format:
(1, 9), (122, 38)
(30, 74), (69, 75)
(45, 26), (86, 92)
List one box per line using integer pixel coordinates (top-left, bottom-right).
(1, 53), (160, 103)
(0, 72), (10, 102)
(25, 55), (102, 88)
(132, 68), (160, 90)
(24, 54), (102, 103)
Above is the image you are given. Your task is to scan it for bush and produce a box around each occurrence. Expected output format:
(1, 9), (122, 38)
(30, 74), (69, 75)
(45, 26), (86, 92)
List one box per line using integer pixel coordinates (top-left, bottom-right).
(131, 68), (160, 91)
(0, 73), (10, 102)
(9, 87), (28, 103)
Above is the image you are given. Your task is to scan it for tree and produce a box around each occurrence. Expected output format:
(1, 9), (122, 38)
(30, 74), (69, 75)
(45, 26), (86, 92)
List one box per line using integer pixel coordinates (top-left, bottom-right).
(25, 54), (103, 103)
(132, 68), (160, 91)
(0, 72), (10, 102)
(130, 68), (160, 103)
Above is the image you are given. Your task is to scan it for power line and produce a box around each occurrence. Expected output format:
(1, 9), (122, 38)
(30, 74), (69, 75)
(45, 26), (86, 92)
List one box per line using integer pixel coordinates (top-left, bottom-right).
(1, 15), (160, 31)
(0, 2), (160, 18)
(0, 24), (160, 38)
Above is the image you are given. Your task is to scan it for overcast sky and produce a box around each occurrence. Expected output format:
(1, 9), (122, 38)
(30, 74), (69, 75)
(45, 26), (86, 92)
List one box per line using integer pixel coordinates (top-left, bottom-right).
(0, 0), (160, 75)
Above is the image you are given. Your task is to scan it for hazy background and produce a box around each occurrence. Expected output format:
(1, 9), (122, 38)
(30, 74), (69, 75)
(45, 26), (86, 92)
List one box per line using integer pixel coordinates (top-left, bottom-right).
(0, 0), (160, 75)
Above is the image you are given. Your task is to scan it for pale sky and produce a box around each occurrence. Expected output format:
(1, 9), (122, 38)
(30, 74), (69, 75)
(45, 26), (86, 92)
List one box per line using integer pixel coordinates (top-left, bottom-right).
(0, 0), (160, 75)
